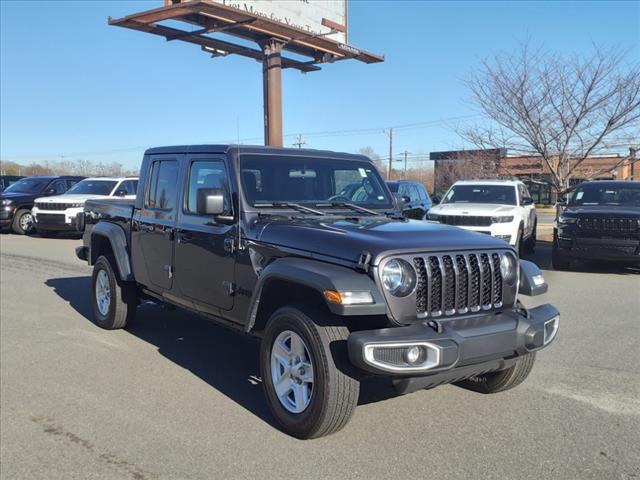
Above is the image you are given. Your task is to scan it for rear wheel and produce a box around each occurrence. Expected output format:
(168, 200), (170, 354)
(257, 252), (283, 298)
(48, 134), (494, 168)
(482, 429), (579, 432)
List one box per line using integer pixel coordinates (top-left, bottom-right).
(260, 306), (359, 439)
(523, 222), (536, 253)
(91, 255), (137, 329)
(515, 224), (524, 255)
(12, 209), (35, 235)
(456, 353), (536, 393)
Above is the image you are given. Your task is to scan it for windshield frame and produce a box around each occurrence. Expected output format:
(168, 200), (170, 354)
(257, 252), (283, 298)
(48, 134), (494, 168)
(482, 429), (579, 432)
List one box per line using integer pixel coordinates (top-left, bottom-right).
(66, 179), (119, 196)
(3, 178), (50, 194)
(238, 154), (394, 213)
(441, 183), (518, 206)
(568, 183), (640, 207)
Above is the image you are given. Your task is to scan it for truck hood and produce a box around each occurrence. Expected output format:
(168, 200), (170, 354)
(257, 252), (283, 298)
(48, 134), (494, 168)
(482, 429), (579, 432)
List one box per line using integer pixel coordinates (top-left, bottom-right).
(34, 194), (110, 204)
(429, 203), (518, 216)
(1, 191), (37, 202)
(253, 216), (512, 265)
(562, 205), (640, 217)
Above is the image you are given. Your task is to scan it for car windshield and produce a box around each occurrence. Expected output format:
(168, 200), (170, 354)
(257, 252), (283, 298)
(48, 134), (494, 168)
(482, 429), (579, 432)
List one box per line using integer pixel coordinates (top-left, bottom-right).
(568, 183), (640, 207)
(67, 180), (117, 195)
(240, 155), (393, 210)
(442, 184), (517, 205)
(3, 178), (49, 194)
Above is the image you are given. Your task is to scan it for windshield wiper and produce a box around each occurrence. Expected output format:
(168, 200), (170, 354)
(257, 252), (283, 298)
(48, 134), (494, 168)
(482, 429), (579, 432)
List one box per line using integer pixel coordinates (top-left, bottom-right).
(315, 202), (378, 216)
(254, 202), (325, 216)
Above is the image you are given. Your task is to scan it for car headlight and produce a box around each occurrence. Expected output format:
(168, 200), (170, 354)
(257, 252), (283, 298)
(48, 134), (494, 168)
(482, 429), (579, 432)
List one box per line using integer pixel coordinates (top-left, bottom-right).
(70, 203), (84, 208)
(427, 213), (441, 221)
(381, 259), (416, 297)
(491, 215), (514, 223)
(558, 215), (577, 224)
(1, 199), (13, 206)
(500, 253), (518, 285)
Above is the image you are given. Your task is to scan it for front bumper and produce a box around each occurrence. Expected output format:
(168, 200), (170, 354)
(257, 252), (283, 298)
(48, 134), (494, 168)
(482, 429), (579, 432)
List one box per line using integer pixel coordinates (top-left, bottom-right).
(556, 228), (640, 262)
(348, 303), (558, 378)
(1, 207), (15, 226)
(443, 223), (516, 246)
(33, 208), (83, 231)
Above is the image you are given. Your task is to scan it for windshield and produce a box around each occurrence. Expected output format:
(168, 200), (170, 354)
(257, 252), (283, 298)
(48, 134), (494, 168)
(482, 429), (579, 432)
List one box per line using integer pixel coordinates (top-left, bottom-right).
(240, 156), (393, 209)
(67, 180), (117, 196)
(442, 184), (517, 205)
(569, 183), (640, 207)
(3, 178), (49, 194)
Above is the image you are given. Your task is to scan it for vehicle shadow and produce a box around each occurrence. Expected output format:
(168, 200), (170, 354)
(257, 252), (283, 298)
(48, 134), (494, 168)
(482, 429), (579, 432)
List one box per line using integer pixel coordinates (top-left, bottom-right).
(45, 277), (401, 428)
(520, 240), (639, 275)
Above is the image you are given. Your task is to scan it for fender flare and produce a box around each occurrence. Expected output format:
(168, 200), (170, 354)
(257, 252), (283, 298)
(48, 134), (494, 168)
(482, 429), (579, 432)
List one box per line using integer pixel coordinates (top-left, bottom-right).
(90, 222), (133, 281)
(245, 257), (387, 332)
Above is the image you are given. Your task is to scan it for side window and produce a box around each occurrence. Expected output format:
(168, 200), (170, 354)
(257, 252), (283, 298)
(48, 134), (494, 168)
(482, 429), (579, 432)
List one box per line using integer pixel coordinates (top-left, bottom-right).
(517, 184), (526, 204)
(50, 180), (68, 194)
(66, 179), (80, 190)
(408, 185), (420, 202)
(186, 160), (231, 215)
(147, 160), (178, 210)
(119, 180), (138, 195)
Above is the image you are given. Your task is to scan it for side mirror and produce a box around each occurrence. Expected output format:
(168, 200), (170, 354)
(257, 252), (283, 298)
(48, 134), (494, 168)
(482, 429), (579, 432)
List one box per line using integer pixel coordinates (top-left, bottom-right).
(114, 189), (127, 197)
(197, 188), (225, 216)
(44, 188), (56, 196)
(556, 200), (566, 207)
(432, 195), (441, 205)
(521, 197), (534, 206)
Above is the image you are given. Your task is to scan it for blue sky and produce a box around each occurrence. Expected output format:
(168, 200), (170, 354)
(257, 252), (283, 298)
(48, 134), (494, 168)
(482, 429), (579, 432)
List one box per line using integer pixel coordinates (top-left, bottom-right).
(1, 0), (638, 170)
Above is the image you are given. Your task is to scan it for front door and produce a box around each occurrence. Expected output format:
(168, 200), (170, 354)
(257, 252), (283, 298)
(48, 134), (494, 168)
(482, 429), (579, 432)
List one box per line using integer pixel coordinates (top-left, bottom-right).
(132, 156), (180, 291)
(174, 156), (236, 311)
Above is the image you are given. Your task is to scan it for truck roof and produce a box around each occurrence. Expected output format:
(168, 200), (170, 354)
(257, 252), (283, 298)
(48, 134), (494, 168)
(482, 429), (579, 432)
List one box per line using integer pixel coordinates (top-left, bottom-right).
(453, 179), (523, 186)
(144, 144), (370, 162)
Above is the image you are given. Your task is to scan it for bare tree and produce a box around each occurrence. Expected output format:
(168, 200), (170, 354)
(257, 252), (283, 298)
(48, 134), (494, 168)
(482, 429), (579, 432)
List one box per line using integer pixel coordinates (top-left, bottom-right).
(460, 43), (640, 193)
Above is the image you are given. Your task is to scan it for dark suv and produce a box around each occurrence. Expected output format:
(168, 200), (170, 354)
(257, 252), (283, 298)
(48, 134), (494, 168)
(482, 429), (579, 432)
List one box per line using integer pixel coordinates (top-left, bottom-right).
(386, 180), (432, 219)
(553, 180), (640, 269)
(0, 176), (84, 234)
(76, 145), (558, 439)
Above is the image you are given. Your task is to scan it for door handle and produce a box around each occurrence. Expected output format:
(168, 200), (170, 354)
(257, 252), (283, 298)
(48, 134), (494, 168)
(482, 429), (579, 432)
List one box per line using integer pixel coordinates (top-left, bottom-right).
(139, 224), (155, 233)
(176, 231), (193, 244)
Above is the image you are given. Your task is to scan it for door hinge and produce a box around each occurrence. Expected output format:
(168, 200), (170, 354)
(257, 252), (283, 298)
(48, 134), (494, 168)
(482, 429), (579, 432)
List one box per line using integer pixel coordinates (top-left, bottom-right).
(223, 280), (235, 296)
(356, 250), (372, 273)
(163, 265), (173, 279)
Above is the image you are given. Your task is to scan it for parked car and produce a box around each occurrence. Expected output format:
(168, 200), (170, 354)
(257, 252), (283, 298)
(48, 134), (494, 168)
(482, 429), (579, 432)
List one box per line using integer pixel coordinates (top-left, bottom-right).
(32, 177), (138, 237)
(427, 179), (537, 253)
(0, 175), (25, 192)
(0, 176), (84, 234)
(76, 145), (558, 439)
(386, 180), (432, 219)
(552, 180), (640, 270)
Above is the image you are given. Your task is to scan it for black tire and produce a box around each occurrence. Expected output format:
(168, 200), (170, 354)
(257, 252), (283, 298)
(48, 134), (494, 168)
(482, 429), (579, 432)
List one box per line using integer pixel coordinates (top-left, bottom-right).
(456, 353), (536, 394)
(37, 229), (58, 238)
(515, 224), (524, 255)
(260, 306), (359, 439)
(523, 221), (536, 253)
(552, 237), (571, 271)
(91, 255), (137, 330)
(12, 209), (35, 235)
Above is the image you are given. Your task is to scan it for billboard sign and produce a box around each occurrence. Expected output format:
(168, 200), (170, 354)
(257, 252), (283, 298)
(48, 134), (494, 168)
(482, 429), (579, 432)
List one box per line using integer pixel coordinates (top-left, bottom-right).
(209, 0), (348, 44)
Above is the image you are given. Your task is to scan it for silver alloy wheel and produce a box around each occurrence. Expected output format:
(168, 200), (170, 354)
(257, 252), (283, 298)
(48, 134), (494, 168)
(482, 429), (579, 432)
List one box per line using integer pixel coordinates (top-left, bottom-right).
(95, 269), (111, 317)
(19, 212), (34, 232)
(270, 330), (314, 414)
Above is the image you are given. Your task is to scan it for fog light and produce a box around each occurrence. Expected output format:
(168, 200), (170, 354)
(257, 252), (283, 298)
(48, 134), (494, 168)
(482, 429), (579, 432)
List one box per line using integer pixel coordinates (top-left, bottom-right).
(404, 346), (422, 365)
(544, 316), (559, 345)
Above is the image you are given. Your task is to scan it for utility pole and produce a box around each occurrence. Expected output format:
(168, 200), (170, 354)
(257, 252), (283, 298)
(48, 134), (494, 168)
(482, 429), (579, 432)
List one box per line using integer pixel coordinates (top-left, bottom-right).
(385, 128), (394, 180)
(403, 150), (410, 179)
(292, 134), (306, 149)
(261, 38), (284, 147)
(631, 145), (637, 180)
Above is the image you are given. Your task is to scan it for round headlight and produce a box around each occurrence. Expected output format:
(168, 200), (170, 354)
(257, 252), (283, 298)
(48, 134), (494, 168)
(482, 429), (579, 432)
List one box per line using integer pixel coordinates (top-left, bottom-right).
(381, 259), (416, 297)
(500, 253), (517, 285)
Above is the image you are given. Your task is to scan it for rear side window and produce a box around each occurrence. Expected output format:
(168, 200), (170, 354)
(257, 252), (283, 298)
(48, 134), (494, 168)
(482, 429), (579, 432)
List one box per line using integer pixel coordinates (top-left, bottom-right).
(186, 160), (231, 215)
(118, 180), (138, 195)
(147, 161), (178, 210)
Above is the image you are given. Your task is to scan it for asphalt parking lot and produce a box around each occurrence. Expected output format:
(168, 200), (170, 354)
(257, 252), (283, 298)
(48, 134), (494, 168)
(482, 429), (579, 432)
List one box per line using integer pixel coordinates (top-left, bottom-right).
(1, 232), (639, 480)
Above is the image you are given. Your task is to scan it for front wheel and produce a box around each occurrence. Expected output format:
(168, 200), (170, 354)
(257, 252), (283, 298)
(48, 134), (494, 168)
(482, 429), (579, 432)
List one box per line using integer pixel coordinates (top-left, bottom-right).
(260, 306), (359, 439)
(91, 255), (137, 329)
(455, 353), (536, 393)
(12, 209), (35, 235)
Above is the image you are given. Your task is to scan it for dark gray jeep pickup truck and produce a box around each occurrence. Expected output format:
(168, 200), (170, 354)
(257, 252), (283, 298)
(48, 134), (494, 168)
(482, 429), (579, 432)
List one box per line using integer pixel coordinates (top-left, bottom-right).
(76, 145), (559, 439)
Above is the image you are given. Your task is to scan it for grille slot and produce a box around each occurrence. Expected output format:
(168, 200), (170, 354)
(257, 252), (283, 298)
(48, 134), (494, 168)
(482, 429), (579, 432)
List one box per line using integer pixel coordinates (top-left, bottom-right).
(578, 217), (638, 232)
(35, 202), (70, 211)
(412, 251), (507, 318)
(439, 215), (492, 226)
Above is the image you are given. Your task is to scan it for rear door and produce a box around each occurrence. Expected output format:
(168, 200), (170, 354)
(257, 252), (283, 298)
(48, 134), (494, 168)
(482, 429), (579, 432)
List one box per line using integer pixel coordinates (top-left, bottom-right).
(174, 156), (236, 311)
(132, 156), (180, 291)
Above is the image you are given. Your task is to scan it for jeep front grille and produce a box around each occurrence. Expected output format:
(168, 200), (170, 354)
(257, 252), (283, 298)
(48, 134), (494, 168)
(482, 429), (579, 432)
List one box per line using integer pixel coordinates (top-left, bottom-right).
(438, 215), (492, 227)
(35, 202), (70, 211)
(413, 252), (505, 318)
(578, 217), (638, 232)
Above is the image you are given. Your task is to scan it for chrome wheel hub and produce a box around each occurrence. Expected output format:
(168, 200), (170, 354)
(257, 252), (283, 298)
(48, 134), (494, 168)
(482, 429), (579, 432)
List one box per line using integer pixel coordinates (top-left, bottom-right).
(20, 213), (33, 232)
(270, 330), (314, 414)
(95, 269), (111, 317)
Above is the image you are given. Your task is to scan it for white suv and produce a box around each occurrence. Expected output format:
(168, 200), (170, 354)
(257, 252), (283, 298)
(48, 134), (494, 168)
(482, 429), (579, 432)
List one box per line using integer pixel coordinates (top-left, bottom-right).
(32, 177), (138, 237)
(428, 180), (537, 253)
